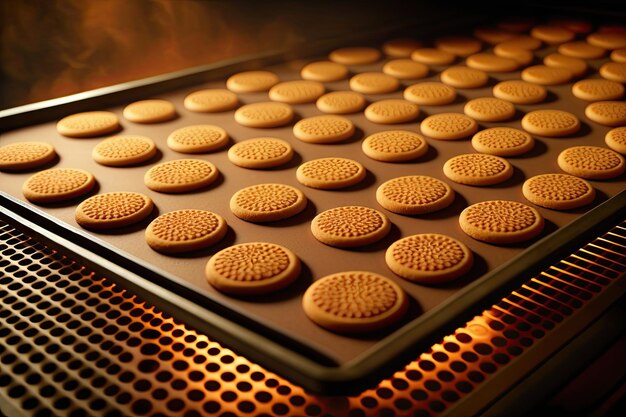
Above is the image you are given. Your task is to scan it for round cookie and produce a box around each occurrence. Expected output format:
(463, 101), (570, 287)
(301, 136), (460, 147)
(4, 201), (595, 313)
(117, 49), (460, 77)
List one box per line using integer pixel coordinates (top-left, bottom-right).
(492, 80), (547, 104)
(349, 72), (400, 94)
(302, 271), (407, 334)
(145, 209), (227, 254)
(492, 45), (534, 67)
(473, 26), (515, 44)
(234, 102), (294, 128)
(435, 36), (482, 57)
(206, 242), (300, 296)
(463, 97), (515, 122)
(572, 79), (625, 102)
(316, 91), (366, 114)
(230, 183), (307, 223)
(522, 174), (596, 210)
(382, 59), (429, 80)
(587, 32), (626, 50)
(296, 157), (366, 189)
(226, 70), (279, 93)
(385, 234), (473, 284)
(167, 125), (229, 154)
(329, 47), (381, 65)
(144, 159), (219, 193)
(293, 115), (355, 143)
(383, 38), (422, 57)
(585, 101), (626, 127)
(376, 175), (455, 215)
(22, 168), (95, 204)
(558, 41), (606, 59)
(599, 62), (626, 83)
(440, 66), (488, 89)
(465, 53), (519, 72)
(362, 130), (428, 162)
(420, 113), (478, 140)
(0, 142), (56, 171)
(403, 82), (456, 106)
(183, 89), (238, 113)
(530, 25), (575, 44)
(558, 146), (625, 179)
(496, 36), (542, 51)
(300, 61), (349, 82)
(228, 137), (293, 169)
(364, 99), (420, 124)
(549, 18), (592, 34)
(521, 110), (581, 137)
(605, 127), (626, 154)
(471, 127), (534, 157)
(75, 192), (154, 230)
(443, 153), (513, 186)
(92, 135), (157, 167)
(543, 53), (588, 78)
(311, 206), (391, 248)
(268, 80), (325, 104)
(459, 200), (544, 244)
(123, 99), (176, 123)
(411, 48), (456, 65)
(611, 48), (626, 63)
(56, 111), (120, 138)
(521, 65), (573, 85)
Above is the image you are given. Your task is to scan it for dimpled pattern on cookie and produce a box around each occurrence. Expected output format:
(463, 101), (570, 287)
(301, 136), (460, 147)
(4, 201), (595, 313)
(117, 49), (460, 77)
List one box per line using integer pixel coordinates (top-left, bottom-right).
(376, 175), (454, 215)
(522, 110), (581, 137)
(471, 127), (534, 156)
(123, 99), (176, 123)
(522, 174), (595, 210)
(300, 61), (349, 82)
(146, 209), (226, 254)
(228, 138), (293, 169)
(226, 70), (279, 93)
(382, 59), (429, 79)
(144, 159), (218, 193)
(464, 97), (515, 122)
(167, 125), (229, 154)
(293, 115), (354, 143)
(22, 168), (95, 203)
(558, 146), (625, 179)
(543, 53), (587, 78)
(234, 102), (294, 128)
(521, 65), (573, 85)
(443, 153), (513, 186)
(56, 111), (120, 138)
(183, 89), (238, 113)
(600, 62), (626, 83)
(75, 192), (153, 230)
(349, 72), (400, 94)
(364, 99), (420, 124)
(362, 130), (428, 162)
(296, 157), (365, 189)
(92, 135), (156, 166)
(0, 142), (56, 171)
(440, 66), (488, 89)
(492, 80), (547, 104)
(311, 206), (390, 247)
(230, 183), (307, 222)
(585, 101), (626, 127)
(572, 79), (625, 101)
(420, 113), (478, 140)
(605, 127), (626, 154)
(316, 91), (366, 114)
(268, 80), (325, 104)
(403, 82), (457, 106)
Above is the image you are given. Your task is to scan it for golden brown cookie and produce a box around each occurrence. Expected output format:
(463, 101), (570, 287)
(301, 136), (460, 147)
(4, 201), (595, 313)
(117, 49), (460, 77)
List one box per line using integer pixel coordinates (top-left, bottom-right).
(611, 48), (626, 63)
(599, 62), (626, 83)
(329, 47), (381, 65)
(385, 234), (473, 284)
(420, 113), (478, 140)
(268, 80), (325, 104)
(572, 79), (625, 101)
(403, 82), (457, 106)
(183, 89), (238, 113)
(302, 271), (407, 334)
(549, 18), (592, 34)
(228, 137), (293, 169)
(495, 36), (542, 50)
(145, 209), (227, 254)
(92, 135), (157, 167)
(364, 99), (420, 124)
(605, 127), (626, 154)
(230, 183), (307, 222)
(311, 206), (391, 248)
(585, 101), (626, 126)
(206, 242), (300, 296)
(492, 44), (534, 67)
(0, 142), (56, 171)
(293, 115), (355, 143)
(558, 146), (625, 179)
(543, 53), (588, 78)
(316, 91), (366, 114)
(123, 99), (176, 123)
(22, 168), (95, 204)
(522, 174), (596, 210)
(521, 65), (573, 85)
(521, 110), (581, 137)
(471, 127), (534, 157)
(383, 38), (422, 57)
(463, 97), (515, 122)
(530, 25), (575, 45)
(382, 59), (429, 79)
(558, 41), (606, 59)
(587, 32), (626, 50)
(411, 48), (456, 65)
(443, 153), (513, 186)
(166, 125), (229, 154)
(144, 159), (219, 193)
(234, 102), (294, 128)
(226, 70), (279, 93)
(349, 72), (400, 94)
(376, 175), (455, 215)
(440, 66), (488, 89)
(75, 192), (154, 230)
(473, 26), (515, 44)
(362, 130), (428, 162)
(459, 200), (544, 244)
(56, 111), (120, 138)
(492, 80), (547, 104)
(466, 53), (519, 72)
(296, 157), (366, 189)
(435, 36), (482, 57)
(300, 61), (349, 82)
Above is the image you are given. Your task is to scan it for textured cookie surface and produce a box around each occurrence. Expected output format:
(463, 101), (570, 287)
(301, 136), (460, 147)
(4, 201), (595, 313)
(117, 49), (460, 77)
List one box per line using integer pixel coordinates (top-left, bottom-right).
(403, 82), (456, 106)
(463, 97), (515, 122)
(543, 53), (587, 78)
(349, 72), (400, 94)
(0, 142), (56, 171)
(521, 65), (573, 85)
(382, 59), (429, 79)
(585, 101), (626, 127)
(56, 111), (120, 138)
(234, 102), (294, 128)
(144, 159), (219, 193)
(522, 174), (595, 210)
(383, 38), (422, 57)
(420, 113), (478, 140)
(465, 53), (519, 72)
(293, 115), (355, 143)
(329, 47), (381, 65)
(364, 99), (419, 124)
(228, 137), (293, 169)
(226, 71), (279, 93)
(146, 209), (227, 254)
(572, 79), (624, 101)
(492, 80), (547, 104)
(605, 127), (626, 154)
(22, 168), (95, 203)
(557, 146), (625, 179)
(183, 89), (238, 113)
(471, 127), (534, 156)
(166, 125), (229, 154)
(268, 80), (325, 104)
(385, 234), (473, 284)
(75, 192), (154, 230)
(123, 99), (176, 123)
(558, 41), (606, 59)
(376, 175), (454, 215)
(92, 135), (157, 166)
(492, 44), (534, 66)
(599, 62), (626, 83)
(521, 110), (581, 137)
(316, 91), (366, 114)
(443, 153), (513, 186)
(362, 130), (428, 162)
(230, 183), (307, 222)
(300, 61), (349, 82)
(530, 25), (575, 44)
(296, 157), (365, 189)
(435, 36), (482, 56)
(302, 271), (407, 334)
(587, 32), (626, 50)
(459, 200), (544, 244)
(311, 206), (391, 248)
(440, 66), (488, 88)
(206, 242), (300, 295)
(411, 48), (455, 65)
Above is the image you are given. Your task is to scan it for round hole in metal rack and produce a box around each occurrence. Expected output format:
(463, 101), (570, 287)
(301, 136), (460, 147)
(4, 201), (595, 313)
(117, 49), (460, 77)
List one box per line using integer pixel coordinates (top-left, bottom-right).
(8, 385), (27, 398)
(204, 380), (221, 391)
(203, 400), (221, 413)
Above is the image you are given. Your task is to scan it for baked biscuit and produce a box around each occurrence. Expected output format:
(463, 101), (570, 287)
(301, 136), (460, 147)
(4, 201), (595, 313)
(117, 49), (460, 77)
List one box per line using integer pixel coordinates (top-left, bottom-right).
(585, 101), (626, 126)
(435, 36), (482, 56)
(376, 175), (454, 215)
(605, 127), (626, 154)
(0, 142), (56, 171)
(293, 115), (355, 143)
(558, 41), (606, 59)
(364, 99), (420, 124)
(183, 89), (238, 113)
(465, 53), (519, 72)
(383, 38), (422, 57)
(558, 146), (625, 179)
(382, 59), (429, 79)
(610, 48), (626, 63)
(349, 72), (400, 94)
(167, 125), (229, 154)
(572, 79), (624, 101)
(492, 45), (534, 67)
(443, 153), (514, 186)
(587, 32), (626, 50)
(56, 111), (120, 138)
(296, 157), (366, 189)
(226, 70), (279, 93)
(463, 97), (515, 122)
(92, 135), (157, 166)
(75, 192), (154, 230)
(471, 127), (534, 156)
(492, 80), (547, 104)
(522, 174), (595, 210)
(123, 99), (176, 123)
(495, 36), (542, 50)
(228, 137), (293, 169)
(411, 48), (456, 65)
(530, 25), (575, 44)
(543, 53), (587, 78)
(403, 82), (456, 106)
(329, 47), (381, 65)
(521, 110), (581, 137)
(521, 65), (573, 85)
(473, 26), (515, 44)
(311, 206), (391, 247)
(420, 113), (478, 140)
(362, 130), (428, 162)
(440, 66), (488, 89)
(599, 62), (626, 83)
(144, 159), (219, 193)
(268, 80), (325, 104)
(234, 102), (294, 128)
(230, 183), (307, 222)
(300, 61), (349, 82)
(22, 168), (95, 204)
(316, 91), (366, 114)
